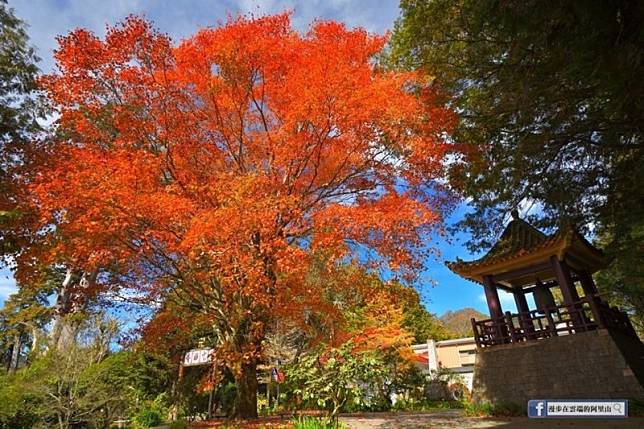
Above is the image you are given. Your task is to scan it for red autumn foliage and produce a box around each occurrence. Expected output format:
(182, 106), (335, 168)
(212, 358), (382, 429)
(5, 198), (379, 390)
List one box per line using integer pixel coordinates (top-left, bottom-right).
(28, 13), (455, 416)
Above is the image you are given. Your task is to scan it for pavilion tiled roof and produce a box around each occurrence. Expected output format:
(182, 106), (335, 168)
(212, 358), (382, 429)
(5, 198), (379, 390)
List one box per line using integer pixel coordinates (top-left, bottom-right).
(448, 218), (554, 272)
(447, 213), (604, 283)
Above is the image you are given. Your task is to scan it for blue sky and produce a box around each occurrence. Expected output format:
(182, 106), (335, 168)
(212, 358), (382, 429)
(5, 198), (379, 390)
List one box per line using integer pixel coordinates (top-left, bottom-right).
(2, 0), (516, 317)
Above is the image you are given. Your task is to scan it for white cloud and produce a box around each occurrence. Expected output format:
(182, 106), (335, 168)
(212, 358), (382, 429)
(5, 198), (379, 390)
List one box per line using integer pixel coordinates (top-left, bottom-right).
(234, 0), (399, 33)
(11, 0), (399, 73)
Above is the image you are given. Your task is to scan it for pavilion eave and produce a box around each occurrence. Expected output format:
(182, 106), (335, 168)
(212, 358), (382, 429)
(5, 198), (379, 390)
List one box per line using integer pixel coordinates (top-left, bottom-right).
(447, 224), (605, 290)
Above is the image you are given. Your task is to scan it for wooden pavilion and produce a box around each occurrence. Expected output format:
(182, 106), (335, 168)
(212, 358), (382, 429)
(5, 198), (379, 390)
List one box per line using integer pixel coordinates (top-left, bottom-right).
(448, 210), (638, 347)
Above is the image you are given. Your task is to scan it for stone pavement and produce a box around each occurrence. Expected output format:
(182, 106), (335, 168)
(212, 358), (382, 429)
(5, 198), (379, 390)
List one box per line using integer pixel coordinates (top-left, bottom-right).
(339, 411), (644, 429)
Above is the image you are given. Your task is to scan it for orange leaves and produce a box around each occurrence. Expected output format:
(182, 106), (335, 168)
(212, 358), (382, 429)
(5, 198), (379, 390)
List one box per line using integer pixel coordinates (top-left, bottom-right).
(30, 13), (454, 364)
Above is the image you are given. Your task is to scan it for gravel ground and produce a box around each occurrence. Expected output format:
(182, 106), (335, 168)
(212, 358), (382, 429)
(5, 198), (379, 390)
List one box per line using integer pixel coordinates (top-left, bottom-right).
(339, 411), (644, 429)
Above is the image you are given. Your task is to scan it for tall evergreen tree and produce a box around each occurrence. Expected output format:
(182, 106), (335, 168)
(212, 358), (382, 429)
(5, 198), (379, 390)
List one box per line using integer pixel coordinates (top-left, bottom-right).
(391, 0), (644, 321)
(0, 0), (42, 254)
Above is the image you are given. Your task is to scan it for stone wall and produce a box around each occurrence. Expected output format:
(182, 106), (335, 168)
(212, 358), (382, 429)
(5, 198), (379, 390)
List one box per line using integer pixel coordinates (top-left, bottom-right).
(473, 329), (644, 405)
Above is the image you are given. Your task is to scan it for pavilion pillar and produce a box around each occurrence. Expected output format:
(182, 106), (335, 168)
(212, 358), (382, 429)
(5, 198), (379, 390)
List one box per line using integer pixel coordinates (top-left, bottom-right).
(514, 288), (535, 339)
(483, 275), (503, 320)
(579, 270), (598, 296)
(483, 275), (507, 344)
(550, 256), (583, 329)
(514, 289), (530, 314)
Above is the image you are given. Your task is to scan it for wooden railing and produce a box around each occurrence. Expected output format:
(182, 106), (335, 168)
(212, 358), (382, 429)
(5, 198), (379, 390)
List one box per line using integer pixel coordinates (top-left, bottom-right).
(471, 296), (638, 348)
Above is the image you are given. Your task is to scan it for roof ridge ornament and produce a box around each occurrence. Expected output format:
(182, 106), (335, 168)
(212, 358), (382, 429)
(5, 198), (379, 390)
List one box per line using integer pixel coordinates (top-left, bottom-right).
(511, 208), (520, 220)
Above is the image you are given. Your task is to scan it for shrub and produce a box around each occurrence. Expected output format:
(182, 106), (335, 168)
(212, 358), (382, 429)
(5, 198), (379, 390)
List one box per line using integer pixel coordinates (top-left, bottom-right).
(0, 375), (42, 429)
(132, 408), (163, 428)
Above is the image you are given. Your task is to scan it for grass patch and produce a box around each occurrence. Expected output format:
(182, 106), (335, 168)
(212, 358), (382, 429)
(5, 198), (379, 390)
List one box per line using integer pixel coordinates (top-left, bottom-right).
(292, 416), (347, 429)
(391, 398), (465, 412)
(464, 401), (523, 417)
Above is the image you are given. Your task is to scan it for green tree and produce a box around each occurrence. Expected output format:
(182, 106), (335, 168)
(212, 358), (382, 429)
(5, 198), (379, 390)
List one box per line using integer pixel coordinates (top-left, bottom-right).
(0, 0), (43, 253)
(595, 227), (644, 337)
(0, 283), (51, 372)
(391, 0), (644, 319)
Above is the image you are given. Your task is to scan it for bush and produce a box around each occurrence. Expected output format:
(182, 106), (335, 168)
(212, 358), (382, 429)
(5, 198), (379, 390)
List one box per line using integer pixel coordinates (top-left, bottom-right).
(132, 408), (163, 428)
(0, 375), (42, 429)
(131, 392), (169, 428)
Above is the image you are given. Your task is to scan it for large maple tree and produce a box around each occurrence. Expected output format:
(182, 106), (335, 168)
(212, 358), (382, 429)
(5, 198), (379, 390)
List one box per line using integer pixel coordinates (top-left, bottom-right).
(30, 14), (454, 417)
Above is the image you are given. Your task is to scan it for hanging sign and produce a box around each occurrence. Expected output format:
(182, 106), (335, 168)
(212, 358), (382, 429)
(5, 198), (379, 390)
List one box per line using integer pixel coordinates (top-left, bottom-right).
(183, 348), (214, 367)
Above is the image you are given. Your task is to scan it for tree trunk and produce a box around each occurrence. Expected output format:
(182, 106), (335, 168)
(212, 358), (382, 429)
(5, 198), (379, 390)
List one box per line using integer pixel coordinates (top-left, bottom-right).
(8, 332), (21, 374)
(31, 327), (39, 355)
(232, 359), (258, 419)
(50, 268), (74, 349)
(50, 268), (97, 351)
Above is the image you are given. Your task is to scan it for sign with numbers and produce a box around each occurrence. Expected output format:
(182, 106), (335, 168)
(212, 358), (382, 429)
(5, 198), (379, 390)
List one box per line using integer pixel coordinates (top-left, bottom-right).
(183, 348), (214, 367)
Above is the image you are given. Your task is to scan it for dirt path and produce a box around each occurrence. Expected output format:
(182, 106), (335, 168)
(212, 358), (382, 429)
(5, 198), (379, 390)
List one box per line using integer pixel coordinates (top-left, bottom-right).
(339, 411), (644, 429)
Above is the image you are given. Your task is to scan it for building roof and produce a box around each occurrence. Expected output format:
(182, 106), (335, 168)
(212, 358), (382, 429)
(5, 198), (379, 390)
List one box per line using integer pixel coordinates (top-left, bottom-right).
(447, 213), (605, 288)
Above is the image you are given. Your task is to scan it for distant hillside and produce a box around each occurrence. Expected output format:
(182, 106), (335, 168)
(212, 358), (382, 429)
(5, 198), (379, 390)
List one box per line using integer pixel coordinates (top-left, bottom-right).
(440, 308), (488, 338)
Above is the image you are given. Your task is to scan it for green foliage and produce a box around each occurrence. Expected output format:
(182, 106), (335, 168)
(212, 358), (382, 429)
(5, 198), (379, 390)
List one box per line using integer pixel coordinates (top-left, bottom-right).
(463, 401), (494, 417)
(391, 0), (644, 322)
(292, 416), (347, 429)
(285, 342), (425, 419)
(132, 408), (162, 428)
(172, 365), (212, 419)
(0, 344), (175, 429)
(595, 224), (644, 338)
(131, 393), (169, 428)
(0, 0), (40, 149)
(0, 0), (44, 255)
(391, 0), (644, 245)
(219, 382), (238, 416)
(0, 280), (54, 371)
(402, 303), (448, 343)
(0, 371), (42, 429)
(286, 343), (382, 419)
(389, 283), (449, 343)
